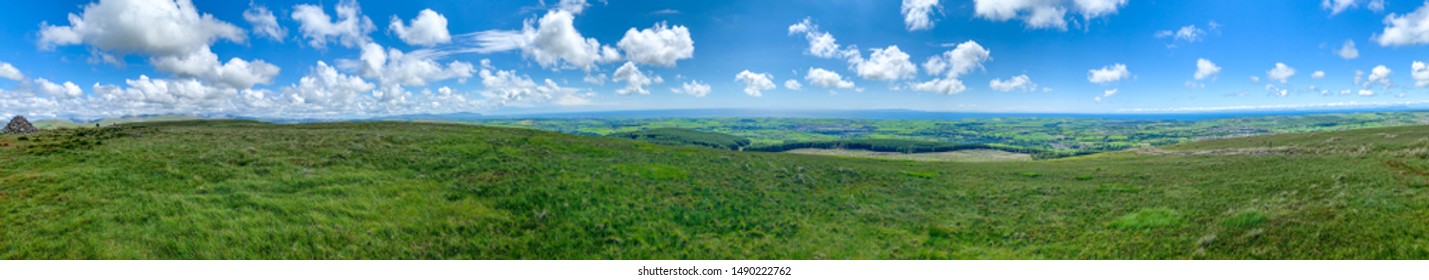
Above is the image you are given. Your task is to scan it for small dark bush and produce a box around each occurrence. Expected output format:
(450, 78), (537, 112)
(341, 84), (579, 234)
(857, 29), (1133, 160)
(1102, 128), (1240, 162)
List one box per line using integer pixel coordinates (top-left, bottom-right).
(606, 128), (750, 150)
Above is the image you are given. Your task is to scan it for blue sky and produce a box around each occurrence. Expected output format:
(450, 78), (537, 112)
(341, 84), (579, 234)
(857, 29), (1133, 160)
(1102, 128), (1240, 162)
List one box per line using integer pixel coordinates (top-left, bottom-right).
(4, 0), (1429, 119)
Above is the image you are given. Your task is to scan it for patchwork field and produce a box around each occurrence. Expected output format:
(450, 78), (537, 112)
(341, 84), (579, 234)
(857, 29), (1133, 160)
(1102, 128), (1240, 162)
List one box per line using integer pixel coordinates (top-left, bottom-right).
(2, 120), (1428, 259)
(783, 148), (1032, 162)
(473, 111), (1429, 154)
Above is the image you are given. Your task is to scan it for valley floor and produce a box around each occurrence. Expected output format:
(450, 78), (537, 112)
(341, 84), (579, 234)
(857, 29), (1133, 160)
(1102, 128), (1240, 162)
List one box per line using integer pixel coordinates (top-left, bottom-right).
(783, 148), (1032, 162)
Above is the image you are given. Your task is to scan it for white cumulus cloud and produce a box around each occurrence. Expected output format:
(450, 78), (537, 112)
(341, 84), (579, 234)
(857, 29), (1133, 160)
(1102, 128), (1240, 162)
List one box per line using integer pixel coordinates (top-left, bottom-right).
(97, 76), (235, 109)
(1366, 64), (1392, 87)
(583, 73), (607, 85)
(911, 78), (966, 95)
(735, 70), (775, 97)
(556, 0), (589, 14)
(805, 67), (856, 89)
(617, 23), (695, 67)
(1324, 0), (1385, 15)
(1413, 61), (1429, 87)
(972, 0), (1128, 30)
(285, 61), (375, 110)
(244, 3), (286, 42)
(150, 48), (281, 89)
(0, 62), (23, 81)
(671, 80), (711, 97)
(291, 0), (375, 49)
(1095, 88), (1117, 102)
(1266, 62), (1296, 84)
(784, 79), (803, 90)
(210, 57), (282, 89)
(612, 61), (661, 95)
(347, 43), (474, 88)
(1088, 64), (1131, 84)
(38, 0), (246, 56)
(902, 0), (940, 31)
(1194, 58), (1220, 80)
(925, 40), (991, 77)
(913, 40), (991, 95)
(1376, 2), (1429, 46)
(33, 0), (279, 90)
(787, 18), (858, 60)
(478, 60), (586, 105)
(471, 10), (620, 71)
(1339, 40), (1359, 59)
(851, 46), (918, 81)
(390, 9), (452, 47)
(989, 74), (1036, 92)
(1155, 24), (1207, 43)
(34, 78), (84, 98)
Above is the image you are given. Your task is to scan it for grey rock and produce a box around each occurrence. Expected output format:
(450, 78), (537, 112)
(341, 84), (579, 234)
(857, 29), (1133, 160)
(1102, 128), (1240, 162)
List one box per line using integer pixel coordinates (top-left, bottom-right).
(3, 116), (39, 134)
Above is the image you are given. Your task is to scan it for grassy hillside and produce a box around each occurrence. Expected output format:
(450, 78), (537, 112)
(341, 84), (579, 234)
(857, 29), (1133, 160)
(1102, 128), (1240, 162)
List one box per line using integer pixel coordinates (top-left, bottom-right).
(29, 119), (86, 129)
(1160, 124), (1429, 155)
(2, 121), (1428, 259)
(92, 115), (203, 126)
(28, 115), (202, 129)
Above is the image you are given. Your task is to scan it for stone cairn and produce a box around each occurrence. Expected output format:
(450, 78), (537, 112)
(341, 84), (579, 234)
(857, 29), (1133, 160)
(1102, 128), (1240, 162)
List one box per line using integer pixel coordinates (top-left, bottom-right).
(3, 115), (39, 134)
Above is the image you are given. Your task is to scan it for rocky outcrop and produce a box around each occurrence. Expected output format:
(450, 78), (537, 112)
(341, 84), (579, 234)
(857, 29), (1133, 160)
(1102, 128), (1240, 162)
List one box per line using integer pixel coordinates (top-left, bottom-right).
(3, 116), (38, 134)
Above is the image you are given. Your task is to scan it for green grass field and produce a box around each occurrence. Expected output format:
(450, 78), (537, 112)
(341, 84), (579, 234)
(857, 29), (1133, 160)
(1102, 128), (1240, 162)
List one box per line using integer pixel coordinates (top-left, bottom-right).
(3, 120), (1429, 259)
